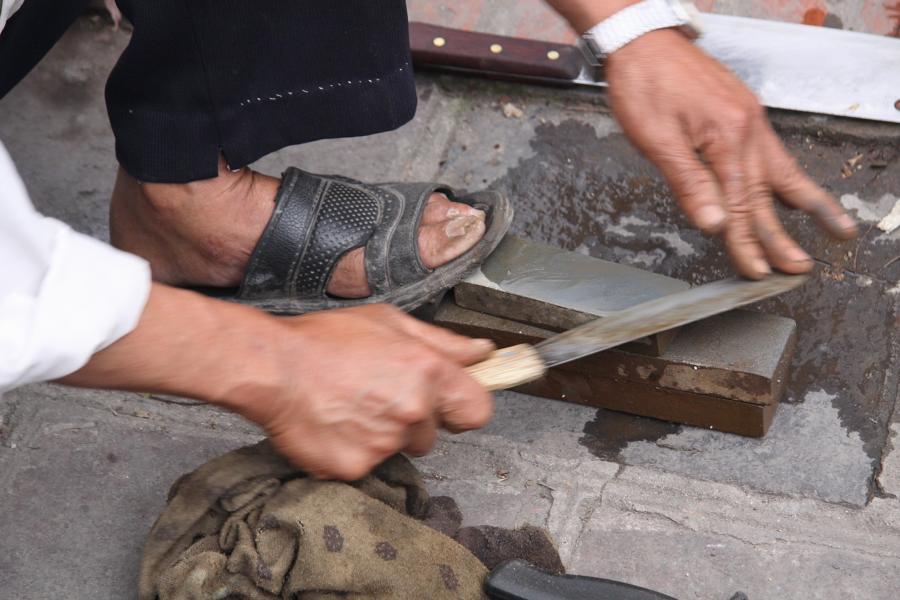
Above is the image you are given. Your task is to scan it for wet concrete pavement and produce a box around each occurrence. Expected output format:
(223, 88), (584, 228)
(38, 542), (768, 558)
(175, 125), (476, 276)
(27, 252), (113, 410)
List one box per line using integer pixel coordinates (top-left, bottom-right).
(1, 6), (899, 599)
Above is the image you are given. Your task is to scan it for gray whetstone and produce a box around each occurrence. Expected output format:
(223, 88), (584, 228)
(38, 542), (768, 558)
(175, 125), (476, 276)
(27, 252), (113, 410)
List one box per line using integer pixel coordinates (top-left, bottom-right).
(435, 300), (798, 436)
(454, 236), (689, 356)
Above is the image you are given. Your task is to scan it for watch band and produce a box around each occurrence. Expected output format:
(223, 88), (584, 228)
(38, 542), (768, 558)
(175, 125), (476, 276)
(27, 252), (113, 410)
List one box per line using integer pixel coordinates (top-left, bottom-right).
(585, 0), (698, 58)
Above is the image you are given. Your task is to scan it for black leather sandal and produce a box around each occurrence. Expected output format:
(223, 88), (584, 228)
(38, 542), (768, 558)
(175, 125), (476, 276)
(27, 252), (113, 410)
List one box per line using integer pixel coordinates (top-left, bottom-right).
(210, 167), (513, 314)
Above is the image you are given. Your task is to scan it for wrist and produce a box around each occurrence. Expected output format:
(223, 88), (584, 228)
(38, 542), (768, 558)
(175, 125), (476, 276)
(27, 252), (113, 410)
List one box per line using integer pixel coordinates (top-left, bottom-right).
(605, 27), (690, 69)
(186, 297), (289, 413)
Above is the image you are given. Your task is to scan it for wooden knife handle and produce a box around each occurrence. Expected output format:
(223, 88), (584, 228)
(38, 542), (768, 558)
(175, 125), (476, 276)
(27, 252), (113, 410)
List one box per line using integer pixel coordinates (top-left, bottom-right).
(466, 344), (548, 392)
(409, 22), (583, 82)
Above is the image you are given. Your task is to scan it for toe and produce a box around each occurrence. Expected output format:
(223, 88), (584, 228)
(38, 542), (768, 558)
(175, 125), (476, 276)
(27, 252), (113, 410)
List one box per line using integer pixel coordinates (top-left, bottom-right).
(422, 193), (486, 225)
(418, 214), (487, 269)
(422, 193), (455, 225)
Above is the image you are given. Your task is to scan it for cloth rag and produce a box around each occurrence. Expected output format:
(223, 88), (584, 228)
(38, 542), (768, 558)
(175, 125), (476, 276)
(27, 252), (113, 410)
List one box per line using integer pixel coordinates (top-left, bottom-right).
(139, 441), (562, 599)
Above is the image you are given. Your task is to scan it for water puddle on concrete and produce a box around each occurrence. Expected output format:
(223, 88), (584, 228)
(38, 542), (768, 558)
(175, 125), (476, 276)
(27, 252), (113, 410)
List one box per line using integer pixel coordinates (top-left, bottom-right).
(579, 410), (680, 460)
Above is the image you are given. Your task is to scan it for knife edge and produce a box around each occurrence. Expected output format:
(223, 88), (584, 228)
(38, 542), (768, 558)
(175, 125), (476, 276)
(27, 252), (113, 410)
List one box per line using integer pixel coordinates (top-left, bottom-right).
(535, 274), (806, 368)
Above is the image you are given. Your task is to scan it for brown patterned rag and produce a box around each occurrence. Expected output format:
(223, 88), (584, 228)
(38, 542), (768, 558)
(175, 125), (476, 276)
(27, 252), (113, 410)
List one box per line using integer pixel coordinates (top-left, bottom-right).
(139, 441), (563, 600)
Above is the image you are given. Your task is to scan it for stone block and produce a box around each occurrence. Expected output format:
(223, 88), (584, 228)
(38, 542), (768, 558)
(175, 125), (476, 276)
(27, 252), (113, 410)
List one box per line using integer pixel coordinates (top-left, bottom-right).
(454, 236), (689, 355)
(434, 300), (797, 437)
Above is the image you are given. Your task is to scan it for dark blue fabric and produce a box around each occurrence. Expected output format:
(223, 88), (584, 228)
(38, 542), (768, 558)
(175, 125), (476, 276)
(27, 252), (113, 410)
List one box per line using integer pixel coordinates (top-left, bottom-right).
(0, 1), (417, 183)
(0, 0), (92, 96)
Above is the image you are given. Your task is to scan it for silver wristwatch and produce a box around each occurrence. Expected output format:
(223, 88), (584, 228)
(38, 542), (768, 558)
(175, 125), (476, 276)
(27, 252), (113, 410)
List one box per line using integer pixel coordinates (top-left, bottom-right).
(582, 0), (703, 61)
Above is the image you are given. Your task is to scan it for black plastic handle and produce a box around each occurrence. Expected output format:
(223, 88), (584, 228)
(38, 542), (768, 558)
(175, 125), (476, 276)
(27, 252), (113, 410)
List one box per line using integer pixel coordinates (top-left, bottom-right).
(485, 561), (680, 600)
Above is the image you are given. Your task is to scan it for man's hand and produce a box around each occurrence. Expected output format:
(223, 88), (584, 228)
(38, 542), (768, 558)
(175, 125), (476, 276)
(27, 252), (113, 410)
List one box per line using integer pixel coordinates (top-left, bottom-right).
(605, 29), (858, 278)
(230, 304), (495, 480)
(62, 285), (495, 480)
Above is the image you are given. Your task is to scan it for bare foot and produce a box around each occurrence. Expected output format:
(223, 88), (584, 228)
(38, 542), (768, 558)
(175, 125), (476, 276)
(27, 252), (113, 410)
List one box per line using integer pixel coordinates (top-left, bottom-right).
(109, 159), (486, 298)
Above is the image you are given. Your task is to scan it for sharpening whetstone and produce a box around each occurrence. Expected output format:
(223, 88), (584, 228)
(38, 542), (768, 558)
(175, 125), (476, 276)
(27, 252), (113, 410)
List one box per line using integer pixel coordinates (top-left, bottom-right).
(435, 299), (798, 437)
(454, 236), (689, 356)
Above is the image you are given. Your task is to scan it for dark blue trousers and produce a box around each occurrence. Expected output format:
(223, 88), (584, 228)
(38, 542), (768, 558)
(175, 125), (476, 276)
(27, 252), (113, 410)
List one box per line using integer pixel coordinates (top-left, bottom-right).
(0, 1), (417, 182)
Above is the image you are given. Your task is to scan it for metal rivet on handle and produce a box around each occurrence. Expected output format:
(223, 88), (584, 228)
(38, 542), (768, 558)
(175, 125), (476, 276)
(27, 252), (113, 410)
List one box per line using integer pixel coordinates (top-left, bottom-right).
(490, 43), (503, 54)
(895, 99), (900, 111)
(547, 50), (560, 60)
(433, 37), (446, 47)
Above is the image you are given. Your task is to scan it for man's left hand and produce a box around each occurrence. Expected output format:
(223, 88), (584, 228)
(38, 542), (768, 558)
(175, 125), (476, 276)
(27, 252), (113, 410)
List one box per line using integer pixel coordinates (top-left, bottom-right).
(605, 29), (858, 278)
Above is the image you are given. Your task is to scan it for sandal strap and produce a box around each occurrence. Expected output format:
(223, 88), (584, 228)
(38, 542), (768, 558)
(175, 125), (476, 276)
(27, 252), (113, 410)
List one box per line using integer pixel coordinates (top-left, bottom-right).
(382, 182), (452, 286)
(239, 168), (382, 299)
(362, 186), (404, 297)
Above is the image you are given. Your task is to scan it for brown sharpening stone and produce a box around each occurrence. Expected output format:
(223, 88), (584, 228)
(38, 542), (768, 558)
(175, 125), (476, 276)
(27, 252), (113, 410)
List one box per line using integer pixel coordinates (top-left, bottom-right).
(453, 236), (690, 356)
(435, 299), (797, 437)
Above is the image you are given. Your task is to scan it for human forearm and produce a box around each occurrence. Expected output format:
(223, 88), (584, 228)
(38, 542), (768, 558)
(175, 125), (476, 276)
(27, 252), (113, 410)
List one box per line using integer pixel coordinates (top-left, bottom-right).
(544, 0), (639, 32)
(59, 283), (276, 407)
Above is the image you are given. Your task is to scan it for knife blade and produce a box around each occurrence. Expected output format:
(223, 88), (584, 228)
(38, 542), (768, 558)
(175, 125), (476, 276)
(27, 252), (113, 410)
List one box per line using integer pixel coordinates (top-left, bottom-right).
(465, 274), (806, 391)
(410, 17), (900, 124)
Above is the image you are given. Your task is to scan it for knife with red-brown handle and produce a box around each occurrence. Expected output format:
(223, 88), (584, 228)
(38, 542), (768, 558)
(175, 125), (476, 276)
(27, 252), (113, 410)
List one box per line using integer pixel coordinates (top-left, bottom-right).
(409, 22), (590, 86)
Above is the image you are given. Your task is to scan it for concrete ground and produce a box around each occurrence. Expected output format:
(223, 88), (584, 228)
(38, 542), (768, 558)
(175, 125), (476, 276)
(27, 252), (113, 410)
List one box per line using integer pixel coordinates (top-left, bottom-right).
(1, 3), (899, 599)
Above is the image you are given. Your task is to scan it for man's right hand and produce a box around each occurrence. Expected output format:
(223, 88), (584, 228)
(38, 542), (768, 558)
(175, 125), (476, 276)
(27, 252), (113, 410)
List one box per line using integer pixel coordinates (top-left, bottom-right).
(62, 285), (495, 481)
(228, 304), (495, 480)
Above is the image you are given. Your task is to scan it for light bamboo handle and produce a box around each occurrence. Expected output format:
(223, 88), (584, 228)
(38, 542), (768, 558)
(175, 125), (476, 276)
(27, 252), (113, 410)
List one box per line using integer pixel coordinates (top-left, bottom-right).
(466, 344), (547, 391)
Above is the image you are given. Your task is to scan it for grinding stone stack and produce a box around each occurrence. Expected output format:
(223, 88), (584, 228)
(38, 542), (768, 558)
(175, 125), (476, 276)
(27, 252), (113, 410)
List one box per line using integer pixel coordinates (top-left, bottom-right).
(439, 237), (798, 437)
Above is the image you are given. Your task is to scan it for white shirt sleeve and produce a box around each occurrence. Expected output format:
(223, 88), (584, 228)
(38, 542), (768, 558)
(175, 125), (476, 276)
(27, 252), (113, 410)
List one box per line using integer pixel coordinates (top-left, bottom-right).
(0, 141), (152, 393)
(0, 0), (26, 35)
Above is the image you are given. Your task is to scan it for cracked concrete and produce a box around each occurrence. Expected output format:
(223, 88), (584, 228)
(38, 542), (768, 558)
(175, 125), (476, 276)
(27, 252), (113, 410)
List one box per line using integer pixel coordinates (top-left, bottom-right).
(1, 4), (899, 599)
(0, 387), (260, 599)
(570, 467), (900, 599)
(413, 400), (900, 597)
(619, 390), (874, 505)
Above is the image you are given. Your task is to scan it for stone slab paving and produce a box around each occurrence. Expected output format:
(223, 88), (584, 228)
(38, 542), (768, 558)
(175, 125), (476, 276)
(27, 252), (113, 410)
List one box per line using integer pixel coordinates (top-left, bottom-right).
(0, 385), (262, 599)
(416, 412), (900, 599)
(1, 8), (898, 599)
(2, 385), (898, 599)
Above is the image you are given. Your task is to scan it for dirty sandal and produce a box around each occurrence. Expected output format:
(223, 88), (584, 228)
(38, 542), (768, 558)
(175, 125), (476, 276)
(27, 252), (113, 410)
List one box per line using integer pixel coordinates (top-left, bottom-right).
(209, 167), (512, 314)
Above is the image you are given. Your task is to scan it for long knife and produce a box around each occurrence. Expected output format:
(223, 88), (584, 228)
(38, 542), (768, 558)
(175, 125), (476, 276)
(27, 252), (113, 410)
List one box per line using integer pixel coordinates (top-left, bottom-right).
(465, 274), (805, 391)
(410, 17), (900, 124)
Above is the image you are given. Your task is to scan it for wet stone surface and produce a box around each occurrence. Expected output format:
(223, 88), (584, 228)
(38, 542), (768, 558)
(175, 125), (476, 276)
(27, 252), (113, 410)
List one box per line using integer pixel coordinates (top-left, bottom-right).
(455, 235), (689, 355)
(431, 78), (899, 505)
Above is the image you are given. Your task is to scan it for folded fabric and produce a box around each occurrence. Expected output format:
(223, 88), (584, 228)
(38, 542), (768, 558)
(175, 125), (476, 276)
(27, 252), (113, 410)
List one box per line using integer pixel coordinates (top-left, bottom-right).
(139, 441), (562, 600)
